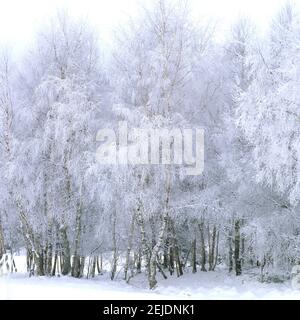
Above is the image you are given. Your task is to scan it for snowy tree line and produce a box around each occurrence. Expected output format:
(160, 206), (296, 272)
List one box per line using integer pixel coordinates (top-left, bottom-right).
(1, 0), (300, 288)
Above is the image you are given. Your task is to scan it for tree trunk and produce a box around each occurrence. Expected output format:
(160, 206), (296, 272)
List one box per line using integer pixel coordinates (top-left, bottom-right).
(136, 249), (142, 274)
(43, 166), (53, 276)
(96, 255), (102, 274)
(234, 220), (242, 276)
(228, 228), (233, 273)
(208, 225), (217, 271)
(241, 234), (245, 267)
(45, 221), (53, 276)
(198, 221), (207, 272)
(71, 196), (83, 278)
(136, 201), (150, 270)
(16, 200), (34, 260)
(16, 199), (45, 276)
(90, 257), (96, 278)
(26, 248), (33, 274)
(170, 219), (183, 277)
(124, 213), (136, 281)
(60, 226), (71, 275)
(0, 216), (5, 260)
(192, 239), (197, 273)
(61, 151), (72, 276)
(34, 249), (45, 276)
(148, 162), (172, 289)
(79, 256), (85, 278)
(163, 238), (169, 269)
(148, 212), (169, 289)
(156, 257), (168, 280)
(169, 245), (174, 275)
(150, 216), (157, 249)
(110, 209), (118, 280)
(51, 223), (61, 276)
(213, 230), (220, 271)
(71, 187), (84, 278)
(51, 253), (58, 276)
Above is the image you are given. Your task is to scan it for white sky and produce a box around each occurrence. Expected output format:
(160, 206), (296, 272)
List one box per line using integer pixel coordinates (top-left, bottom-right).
(0, 0), (292, 55)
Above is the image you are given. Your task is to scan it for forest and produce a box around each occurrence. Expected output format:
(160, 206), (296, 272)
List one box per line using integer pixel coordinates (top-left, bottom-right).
(1, 0), (300, 291)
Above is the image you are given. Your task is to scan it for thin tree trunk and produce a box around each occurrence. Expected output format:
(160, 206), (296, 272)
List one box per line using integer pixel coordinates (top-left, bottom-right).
(192, 239), (197, 273)
(96, 255), (102, 274)
(86, 257), (92, 278)
(110, 209), (118, 280)
(79, 256), (85, 278)
(10, 251), (17, 273)
(213, 230), (220, 271)
(90, 256), (96, 278)
(43, 164), (53, 277)
(208, 225), (217, 271)
(124, 212), (136, 281)
(34, 246), (44, 276)
(71, 195), (83, 278)
(96, 257), (100, 274)
(228, 228), (233, 273)
(52, 253), (58, 276)
(234, 219), (242, 276)
(136, 201), (150, 270)
(26, 248), (33, 274)
(150, 216), (156, 249)
(198, 221), (207, 272)
(60, 226), (71, 275)
(163, 238), (169, 269)
(156, 257), (168, 280)
(183, 243), (192, 268)
(136, 249), (142, 274)
(169, 244), (174, 275)
(241, 235), (245, 267)
(148, 161), (172, 289)
(16, 199), (44, 276)
(45, 221), (53, 276)
(170, 219), (183, 277)
(0, 216), (5, 260)
(148, 212), (169, 289)
(61, 152), (72, 276)
(51, 223), (60, 276)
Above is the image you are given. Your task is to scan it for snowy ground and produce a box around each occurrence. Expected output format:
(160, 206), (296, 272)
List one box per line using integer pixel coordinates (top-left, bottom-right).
(1, 255), (300, 300)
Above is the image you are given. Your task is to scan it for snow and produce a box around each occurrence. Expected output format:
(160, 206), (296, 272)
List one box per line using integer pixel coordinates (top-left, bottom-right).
(1, 272), (300, 300)
(1, 256), (300, 300)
